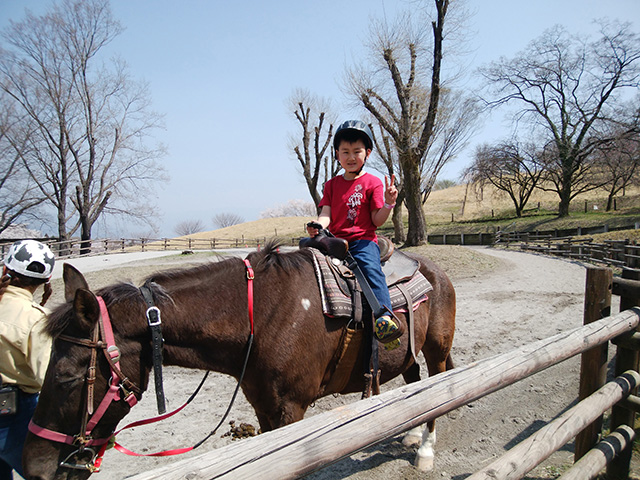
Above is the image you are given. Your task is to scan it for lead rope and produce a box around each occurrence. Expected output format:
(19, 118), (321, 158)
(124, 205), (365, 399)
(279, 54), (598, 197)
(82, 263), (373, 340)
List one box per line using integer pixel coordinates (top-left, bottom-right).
(107, 258), (256, 458)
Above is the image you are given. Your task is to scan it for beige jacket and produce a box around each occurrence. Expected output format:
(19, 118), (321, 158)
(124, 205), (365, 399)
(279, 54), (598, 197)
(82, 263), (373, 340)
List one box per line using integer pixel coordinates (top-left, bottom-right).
(0, 285), (52, 394)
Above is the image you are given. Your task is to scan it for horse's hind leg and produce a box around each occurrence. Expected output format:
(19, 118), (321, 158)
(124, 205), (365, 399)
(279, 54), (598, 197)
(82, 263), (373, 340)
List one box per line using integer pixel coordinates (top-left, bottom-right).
(415, 425), (437, 471)
(412, 347), (454, 471)
(400, 363), (427, 447)
(399, 354), (440, 469)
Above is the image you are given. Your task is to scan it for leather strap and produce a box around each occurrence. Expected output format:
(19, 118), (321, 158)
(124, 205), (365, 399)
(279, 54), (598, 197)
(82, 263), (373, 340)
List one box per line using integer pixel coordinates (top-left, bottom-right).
(397, 283), (418, 363)
(139, 286), (166, 415)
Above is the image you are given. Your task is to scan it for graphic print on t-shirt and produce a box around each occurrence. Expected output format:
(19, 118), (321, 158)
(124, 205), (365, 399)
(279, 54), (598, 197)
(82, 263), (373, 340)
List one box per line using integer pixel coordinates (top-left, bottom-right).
(346, 184), (364, 224)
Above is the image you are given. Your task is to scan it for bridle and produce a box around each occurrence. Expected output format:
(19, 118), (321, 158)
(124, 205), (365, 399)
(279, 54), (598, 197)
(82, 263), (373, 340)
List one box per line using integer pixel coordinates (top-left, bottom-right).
(28, 295), (142, 471)
(27, 258), (257, 473)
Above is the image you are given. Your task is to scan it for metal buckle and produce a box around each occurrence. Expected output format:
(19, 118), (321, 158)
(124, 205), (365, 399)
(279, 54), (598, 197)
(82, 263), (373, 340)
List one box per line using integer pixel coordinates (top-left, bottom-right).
(60, 446), (100, 472)
(107, 345), (121, 363)
(146, 306), (162, 326)
(119, 382), (132, 399)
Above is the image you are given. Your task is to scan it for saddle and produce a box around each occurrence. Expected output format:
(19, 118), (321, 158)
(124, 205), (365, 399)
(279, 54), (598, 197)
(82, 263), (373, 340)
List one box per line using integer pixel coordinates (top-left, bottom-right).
(302, 235), (432, 319)
(300, 234), (433, 398)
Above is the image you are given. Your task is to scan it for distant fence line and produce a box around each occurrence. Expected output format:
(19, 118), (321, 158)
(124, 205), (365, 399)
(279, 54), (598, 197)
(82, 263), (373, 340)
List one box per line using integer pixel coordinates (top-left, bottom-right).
(0, 236), (302, 260)
(497, 235), (640, 269)
(494, 222), (640, 269)
(426, 221), (639, 247)
(0, 221), (637, 263)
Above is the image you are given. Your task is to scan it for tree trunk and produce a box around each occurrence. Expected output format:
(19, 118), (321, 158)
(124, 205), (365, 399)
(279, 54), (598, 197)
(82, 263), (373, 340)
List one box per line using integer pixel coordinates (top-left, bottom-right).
(605, 192), (614, 212)
(557, 161), (573, 217)
(558, 186), (572, 217)
(392, 190), (406, 244)
(403, 160), (427, 246)
(57, 213), (69, 256)
(79, 215), (91, 255)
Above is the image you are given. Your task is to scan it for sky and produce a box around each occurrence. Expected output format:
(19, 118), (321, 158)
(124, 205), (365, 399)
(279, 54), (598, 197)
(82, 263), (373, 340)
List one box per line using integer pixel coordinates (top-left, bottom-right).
(1, 0), (639, 238)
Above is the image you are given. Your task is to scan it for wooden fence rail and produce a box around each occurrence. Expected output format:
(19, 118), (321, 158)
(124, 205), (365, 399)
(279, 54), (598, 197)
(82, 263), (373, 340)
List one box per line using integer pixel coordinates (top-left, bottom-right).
(0, 236), (303, 260)
(1, 221), (636, 257)
(498, 233), (640, 269)
(469, 371), (640, 480)
(126, 305), (640, 480)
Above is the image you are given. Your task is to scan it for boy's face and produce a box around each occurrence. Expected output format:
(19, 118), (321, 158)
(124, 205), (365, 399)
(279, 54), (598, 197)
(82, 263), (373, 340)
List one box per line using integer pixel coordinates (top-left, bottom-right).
(336, 139), (371, 178)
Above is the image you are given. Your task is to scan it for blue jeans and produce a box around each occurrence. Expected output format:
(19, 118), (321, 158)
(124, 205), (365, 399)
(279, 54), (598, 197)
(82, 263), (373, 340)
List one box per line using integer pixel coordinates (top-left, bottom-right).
(349, 239), (392, 318)
(0, 390), (38, 480)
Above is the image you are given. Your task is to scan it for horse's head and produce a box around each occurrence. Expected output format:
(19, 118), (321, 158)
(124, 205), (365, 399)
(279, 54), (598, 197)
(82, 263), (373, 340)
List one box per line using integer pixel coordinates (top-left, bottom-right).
(23, 264), (149, 480)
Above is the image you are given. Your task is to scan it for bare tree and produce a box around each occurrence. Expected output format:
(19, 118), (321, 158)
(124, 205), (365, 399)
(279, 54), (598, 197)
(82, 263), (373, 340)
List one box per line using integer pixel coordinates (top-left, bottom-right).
(287, 89), (337, 210)
(175, 219), (205, 236)
(260, 199), (317, 218)
(465, 140), (546, 217)
(212, 213), (244, 229)
(345, 0), (452, 246)
(0, 99), (46, 234)
(592, 130), (640, 210)
(0, 0), (165, 249)
(369, 122), (406, 243)
(480, 21), (640, 217)
(420, 90), (479, 204)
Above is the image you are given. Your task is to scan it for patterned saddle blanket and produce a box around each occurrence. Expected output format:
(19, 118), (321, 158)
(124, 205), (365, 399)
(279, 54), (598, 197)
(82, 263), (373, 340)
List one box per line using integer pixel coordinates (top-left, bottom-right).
(308, 246), (432, 318)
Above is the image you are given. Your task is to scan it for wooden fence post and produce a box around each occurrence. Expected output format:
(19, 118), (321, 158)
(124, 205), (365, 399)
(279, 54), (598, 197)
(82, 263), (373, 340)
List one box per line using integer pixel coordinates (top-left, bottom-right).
(608, 267), (640, 479)
(574, 266), (612, 460)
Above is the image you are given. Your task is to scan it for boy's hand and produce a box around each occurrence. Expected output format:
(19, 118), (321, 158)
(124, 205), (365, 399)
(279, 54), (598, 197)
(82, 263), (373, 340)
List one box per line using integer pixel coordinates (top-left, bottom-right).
(384, 174), (398, 205)
(306, 221), (323, 237)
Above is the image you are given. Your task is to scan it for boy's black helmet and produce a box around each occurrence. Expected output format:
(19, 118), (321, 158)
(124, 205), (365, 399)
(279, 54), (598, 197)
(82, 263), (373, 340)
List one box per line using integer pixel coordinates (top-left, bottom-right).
(333, 120), (374, 151)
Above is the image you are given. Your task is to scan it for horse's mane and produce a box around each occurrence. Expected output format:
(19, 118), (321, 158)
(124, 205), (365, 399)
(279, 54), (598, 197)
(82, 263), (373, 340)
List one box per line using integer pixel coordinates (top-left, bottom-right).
(46, 240), (313, 338)
(46, 282), (141, 338)
(247, 239), (313, 273)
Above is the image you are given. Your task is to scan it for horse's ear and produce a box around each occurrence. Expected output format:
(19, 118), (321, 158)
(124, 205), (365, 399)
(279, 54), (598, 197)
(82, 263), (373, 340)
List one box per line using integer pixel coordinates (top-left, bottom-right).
(63, 263), (89, 303)
(73, 289), (100, 331)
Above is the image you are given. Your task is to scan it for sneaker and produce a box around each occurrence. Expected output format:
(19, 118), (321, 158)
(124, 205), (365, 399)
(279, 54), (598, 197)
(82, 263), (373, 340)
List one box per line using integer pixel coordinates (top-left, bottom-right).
(375, 316), (403, 343)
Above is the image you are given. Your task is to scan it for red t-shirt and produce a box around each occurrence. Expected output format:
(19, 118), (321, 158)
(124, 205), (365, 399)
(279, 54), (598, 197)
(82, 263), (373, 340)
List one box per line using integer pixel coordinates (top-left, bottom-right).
(319, 173), (384, 242)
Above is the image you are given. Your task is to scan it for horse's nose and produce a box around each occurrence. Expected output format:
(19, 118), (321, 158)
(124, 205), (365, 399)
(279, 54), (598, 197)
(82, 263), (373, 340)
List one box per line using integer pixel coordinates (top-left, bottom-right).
(22, 435), (65, 480)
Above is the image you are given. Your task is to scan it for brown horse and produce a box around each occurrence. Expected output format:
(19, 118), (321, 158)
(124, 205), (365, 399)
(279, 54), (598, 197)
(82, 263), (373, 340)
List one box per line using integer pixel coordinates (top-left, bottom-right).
(22, 242), (455, 480)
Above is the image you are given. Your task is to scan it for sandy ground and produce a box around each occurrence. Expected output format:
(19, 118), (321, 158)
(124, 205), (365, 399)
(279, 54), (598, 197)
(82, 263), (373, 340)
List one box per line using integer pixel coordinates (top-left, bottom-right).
(39, 247), (635, 479)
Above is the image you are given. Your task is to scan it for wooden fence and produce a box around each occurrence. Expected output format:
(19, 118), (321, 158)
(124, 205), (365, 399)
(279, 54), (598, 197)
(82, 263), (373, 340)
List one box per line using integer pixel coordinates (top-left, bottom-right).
(125, 266), (640, 480)
(0, 236), (302, 260)
(1, 221), (636, 258)
(498, 232), (640, 269)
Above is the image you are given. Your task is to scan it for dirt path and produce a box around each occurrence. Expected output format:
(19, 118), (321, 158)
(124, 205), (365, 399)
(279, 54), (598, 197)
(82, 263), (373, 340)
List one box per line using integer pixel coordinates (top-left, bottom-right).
(48, 247), (632, 479)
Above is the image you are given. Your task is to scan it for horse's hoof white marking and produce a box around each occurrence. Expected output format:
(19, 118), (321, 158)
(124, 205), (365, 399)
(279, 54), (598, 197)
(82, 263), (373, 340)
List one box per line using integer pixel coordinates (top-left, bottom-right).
(402, 425), (425, 447)
(413, 427), (436, 471)
(414, 452), (435, 472)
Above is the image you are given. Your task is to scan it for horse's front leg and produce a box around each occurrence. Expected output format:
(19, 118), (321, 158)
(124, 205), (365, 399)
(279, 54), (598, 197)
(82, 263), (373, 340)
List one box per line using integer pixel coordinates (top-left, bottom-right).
(255, 403), (308, 432)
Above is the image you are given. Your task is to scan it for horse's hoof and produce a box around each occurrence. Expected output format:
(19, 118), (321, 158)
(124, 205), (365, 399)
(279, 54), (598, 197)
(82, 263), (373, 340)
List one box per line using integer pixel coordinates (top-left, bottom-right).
(402, 432), (423, 447)
(414, 453), (435, 472)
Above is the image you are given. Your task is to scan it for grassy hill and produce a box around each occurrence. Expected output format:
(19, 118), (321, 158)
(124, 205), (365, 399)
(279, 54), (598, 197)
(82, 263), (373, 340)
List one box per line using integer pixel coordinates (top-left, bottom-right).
(181, 183), (640, 242)
(175, 216), (314, 242)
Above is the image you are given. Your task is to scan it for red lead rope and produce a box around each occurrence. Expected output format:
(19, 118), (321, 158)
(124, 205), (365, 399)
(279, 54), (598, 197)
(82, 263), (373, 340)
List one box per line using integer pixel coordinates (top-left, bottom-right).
(101, 259), (256, 462)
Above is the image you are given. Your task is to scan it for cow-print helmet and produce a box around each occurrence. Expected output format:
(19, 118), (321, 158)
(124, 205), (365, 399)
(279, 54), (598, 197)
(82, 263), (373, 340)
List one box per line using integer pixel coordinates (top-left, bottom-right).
(3, 240), (55, 279)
